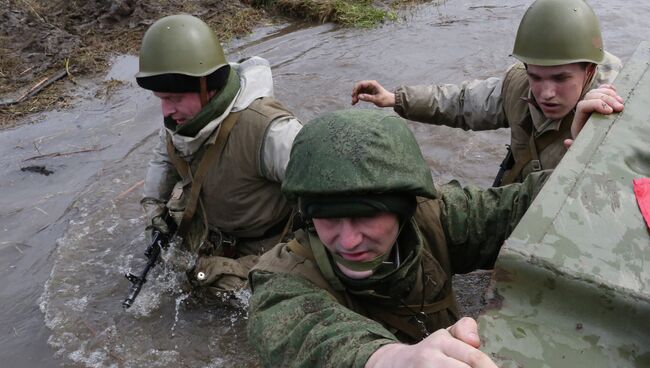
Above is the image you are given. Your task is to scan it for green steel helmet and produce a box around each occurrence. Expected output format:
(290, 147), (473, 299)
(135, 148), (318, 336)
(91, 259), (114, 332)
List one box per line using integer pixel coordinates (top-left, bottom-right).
(512, 0), (605, 66)
(282, 109), (437, 208)
(136, 14), (229, 93)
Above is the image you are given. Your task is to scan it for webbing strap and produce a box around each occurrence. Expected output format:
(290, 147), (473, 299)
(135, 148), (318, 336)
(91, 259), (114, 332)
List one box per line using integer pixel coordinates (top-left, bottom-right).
(166, 134), (190, 181)
(165, 112), (241, 237)
(286, 239), (316, 262)
(363, 291), (456, 341)
(307, 232), (347, 292)
(391, 292), (456, 316)
(199, 77), (208, 107)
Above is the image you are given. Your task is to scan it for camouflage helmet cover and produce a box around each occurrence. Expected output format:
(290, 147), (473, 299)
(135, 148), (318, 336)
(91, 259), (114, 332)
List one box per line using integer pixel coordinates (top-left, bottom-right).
(282, 109), (437, 201)
(512, 0), (605, 66)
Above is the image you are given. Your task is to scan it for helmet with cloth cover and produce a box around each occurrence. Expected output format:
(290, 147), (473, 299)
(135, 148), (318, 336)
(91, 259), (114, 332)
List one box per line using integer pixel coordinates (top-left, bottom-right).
(512, 0), (605, 66)
(282, 109), (437, 220)
(136, 14), (229, 93)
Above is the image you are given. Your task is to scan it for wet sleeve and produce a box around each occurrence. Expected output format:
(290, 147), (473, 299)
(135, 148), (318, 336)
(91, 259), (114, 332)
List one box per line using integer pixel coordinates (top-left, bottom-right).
(142, 127), (179, 202)
(260, 116), (303, 182)
(437, 170), (550, 273)
(248, 271), (398, 368)
(393, 77), (508, 131)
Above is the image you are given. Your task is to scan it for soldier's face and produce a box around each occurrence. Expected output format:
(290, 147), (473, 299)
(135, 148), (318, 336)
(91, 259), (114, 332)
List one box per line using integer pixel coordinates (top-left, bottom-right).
(312, 212), (399, 279)
(154, 91), (204, 125)
(527, 63), (595, 120)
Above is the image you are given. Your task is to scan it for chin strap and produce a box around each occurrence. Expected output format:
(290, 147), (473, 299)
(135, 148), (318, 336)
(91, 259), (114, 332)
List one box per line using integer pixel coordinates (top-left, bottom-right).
(199, 76), (209, 107)
(330, 249), (392, 272)
(579, 63), (598, 99)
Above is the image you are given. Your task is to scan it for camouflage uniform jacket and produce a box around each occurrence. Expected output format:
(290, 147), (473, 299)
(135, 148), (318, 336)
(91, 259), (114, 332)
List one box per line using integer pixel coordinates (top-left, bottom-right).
(393, 51), (622, 183)
(247, 172), (548, 368)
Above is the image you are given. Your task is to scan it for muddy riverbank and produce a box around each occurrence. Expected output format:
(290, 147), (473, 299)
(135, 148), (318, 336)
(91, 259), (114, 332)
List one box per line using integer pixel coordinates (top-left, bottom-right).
(1, 0), (403, 128)
(1, 0), (649, 366)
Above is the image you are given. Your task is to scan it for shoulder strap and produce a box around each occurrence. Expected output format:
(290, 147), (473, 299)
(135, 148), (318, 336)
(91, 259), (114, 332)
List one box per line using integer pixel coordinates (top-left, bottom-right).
(166, 133), (190, 181)
(286, 238), (315, 262)
(175, 112), (241, 237)
(307, 232), (347, 292)
(363, 291), (457, 341)
(501, 114), (571, 184)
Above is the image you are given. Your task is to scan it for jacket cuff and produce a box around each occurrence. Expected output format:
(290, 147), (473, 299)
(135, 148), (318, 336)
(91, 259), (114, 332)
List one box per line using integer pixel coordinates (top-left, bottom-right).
(393, 86), (407, 117)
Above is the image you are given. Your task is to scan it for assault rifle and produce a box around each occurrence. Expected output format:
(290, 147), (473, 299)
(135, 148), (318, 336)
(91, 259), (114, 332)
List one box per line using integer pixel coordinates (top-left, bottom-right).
(122, 227), (173, 309)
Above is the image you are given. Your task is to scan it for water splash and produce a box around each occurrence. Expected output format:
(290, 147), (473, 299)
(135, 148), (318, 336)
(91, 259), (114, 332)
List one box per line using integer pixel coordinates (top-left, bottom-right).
(171, 292), (190, 337)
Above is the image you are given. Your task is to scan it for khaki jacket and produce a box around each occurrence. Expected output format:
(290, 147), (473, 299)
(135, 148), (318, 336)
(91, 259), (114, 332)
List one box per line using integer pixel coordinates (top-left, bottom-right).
(393, 51), (622, 183)
(139, 58), (302, 296)
(166, 97), (294, 249)
(142, 57), (302, 246)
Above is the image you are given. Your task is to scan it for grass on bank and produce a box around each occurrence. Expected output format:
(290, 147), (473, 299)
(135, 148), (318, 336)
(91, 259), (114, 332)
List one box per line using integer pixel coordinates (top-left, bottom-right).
(254, 0), (397, 27)
(1, 0), (409, 129)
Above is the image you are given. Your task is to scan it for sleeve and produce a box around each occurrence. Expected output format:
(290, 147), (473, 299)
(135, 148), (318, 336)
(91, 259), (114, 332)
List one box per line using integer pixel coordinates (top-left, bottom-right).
(260, 116), (303, 182)
(393, 77), (508, 131)
(248, 271), (398, 368)
(142, 127), (180, 203)
(437, 170), (550, 274)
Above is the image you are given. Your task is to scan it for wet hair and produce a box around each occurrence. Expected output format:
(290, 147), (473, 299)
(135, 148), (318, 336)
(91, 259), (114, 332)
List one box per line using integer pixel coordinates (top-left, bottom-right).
(136, 65), (230, 93)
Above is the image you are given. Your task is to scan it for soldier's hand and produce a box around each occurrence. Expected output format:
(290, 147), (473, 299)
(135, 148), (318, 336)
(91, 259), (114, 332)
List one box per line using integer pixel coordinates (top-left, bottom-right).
(365, 317), (498, 368)
(352, 80), (396, 107)
(142, 198), (171, 235)
(150, 215), (170, 235)
(565, 84), (624, 149)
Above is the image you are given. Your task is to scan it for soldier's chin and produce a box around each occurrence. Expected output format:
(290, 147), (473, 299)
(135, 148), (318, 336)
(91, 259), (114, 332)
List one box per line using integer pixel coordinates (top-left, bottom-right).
(335, 263), (373, 279)
(541, 105), (569, 120)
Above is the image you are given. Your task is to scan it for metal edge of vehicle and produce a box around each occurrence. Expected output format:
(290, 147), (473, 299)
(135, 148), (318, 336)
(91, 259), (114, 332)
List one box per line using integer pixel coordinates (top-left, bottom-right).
(478, 41), (650, 368)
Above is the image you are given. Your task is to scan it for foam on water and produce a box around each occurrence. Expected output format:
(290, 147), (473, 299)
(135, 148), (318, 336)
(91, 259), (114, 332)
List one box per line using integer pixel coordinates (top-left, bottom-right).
(40, 137), (259, 366)
(33, 1), (650, 366)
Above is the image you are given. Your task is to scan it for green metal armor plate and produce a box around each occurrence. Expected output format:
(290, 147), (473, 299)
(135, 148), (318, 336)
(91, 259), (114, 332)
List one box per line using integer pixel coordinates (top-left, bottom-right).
(479, 42), (650, 367)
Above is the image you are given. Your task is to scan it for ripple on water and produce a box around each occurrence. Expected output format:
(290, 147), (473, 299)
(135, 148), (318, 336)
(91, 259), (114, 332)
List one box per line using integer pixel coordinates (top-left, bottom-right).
(40, 136), (259, 367)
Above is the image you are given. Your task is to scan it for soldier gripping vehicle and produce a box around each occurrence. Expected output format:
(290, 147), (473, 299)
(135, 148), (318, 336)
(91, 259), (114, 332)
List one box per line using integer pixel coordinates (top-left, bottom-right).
(478, 42), (650, 368)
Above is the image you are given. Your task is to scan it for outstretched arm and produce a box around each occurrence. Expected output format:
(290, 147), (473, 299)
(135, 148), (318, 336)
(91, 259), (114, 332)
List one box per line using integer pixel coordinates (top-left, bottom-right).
(351, 80), (396, 107)
(352, 77), (507, 131)
(437, 170), (550, 273)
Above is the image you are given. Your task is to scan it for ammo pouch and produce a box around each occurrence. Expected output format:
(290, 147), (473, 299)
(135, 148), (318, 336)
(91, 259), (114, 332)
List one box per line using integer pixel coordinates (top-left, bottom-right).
(188, 254), (259, 292)
(165, 178), (211, 255)
(186, 220), (293, 294)
(166, 178), (192, 229)
(167, 181), (248, 292)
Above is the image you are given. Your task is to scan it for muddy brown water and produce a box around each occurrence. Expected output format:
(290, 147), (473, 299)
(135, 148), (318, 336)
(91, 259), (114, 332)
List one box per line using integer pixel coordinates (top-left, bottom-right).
(1, 1), (649, 366)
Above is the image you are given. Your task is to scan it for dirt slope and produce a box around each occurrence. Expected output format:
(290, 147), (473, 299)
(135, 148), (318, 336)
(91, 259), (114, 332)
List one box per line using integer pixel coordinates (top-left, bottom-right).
(0, 0), (263, 128)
